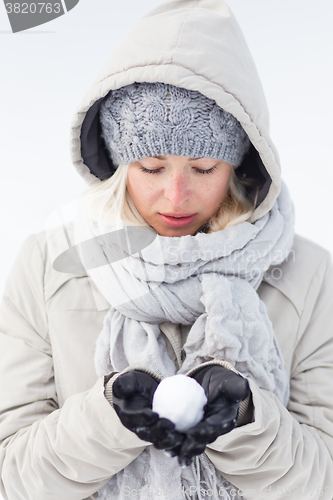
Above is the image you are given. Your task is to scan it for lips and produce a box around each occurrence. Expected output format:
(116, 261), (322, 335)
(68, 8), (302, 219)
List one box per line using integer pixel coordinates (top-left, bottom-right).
(161, 213), (194, 217)
(158, 213), (197, 228)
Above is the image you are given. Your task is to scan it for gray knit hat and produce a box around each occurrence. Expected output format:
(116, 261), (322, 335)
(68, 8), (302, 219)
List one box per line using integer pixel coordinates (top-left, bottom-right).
(100, 82), (250, 168)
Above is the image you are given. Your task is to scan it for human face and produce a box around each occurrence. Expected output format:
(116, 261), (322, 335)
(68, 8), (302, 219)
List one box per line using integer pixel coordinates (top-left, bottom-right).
(127, 155), (232, 237)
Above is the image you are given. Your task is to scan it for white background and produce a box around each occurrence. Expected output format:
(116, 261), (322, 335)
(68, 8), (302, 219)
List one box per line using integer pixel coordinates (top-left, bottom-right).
(0, 0), (332, 496)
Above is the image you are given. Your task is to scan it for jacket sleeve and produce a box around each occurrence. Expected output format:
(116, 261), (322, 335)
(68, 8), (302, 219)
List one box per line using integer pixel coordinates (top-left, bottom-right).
(205, 252), (333, 500)
(0, 235), (147, 500)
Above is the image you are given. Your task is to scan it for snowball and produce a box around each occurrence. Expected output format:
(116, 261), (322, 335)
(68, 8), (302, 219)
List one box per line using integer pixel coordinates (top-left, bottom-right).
(152, 374), (207, 432)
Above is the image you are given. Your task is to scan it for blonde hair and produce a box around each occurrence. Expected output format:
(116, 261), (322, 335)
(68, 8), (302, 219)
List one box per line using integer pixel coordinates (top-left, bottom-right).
(207, 168), (255, 232)
(85, 163), (256, 233)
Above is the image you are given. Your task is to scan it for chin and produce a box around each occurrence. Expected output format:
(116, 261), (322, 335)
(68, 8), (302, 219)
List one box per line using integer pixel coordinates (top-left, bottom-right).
(157, 227), (197, 237)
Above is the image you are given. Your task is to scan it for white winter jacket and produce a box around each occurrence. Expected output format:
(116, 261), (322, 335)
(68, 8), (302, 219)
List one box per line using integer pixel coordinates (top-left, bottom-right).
(1, 1), (333, 499)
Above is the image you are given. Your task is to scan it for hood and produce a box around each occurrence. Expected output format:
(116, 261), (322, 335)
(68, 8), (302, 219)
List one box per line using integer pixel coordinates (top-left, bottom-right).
(70, 0), (281, 222)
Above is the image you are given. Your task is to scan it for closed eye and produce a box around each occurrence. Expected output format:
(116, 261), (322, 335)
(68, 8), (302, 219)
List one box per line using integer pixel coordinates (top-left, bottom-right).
(139, 166), (218, 174)
(139, 166), (162, 174)
(194, 166), (217, 174)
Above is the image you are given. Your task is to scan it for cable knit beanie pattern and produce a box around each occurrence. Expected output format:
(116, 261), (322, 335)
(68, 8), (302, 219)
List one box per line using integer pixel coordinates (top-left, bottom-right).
(100, 82), (250, 168)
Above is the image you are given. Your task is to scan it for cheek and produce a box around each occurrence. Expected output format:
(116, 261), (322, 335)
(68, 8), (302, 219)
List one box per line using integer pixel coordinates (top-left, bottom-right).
(201, 177), (229, 208)
(127, 172), (158, 207)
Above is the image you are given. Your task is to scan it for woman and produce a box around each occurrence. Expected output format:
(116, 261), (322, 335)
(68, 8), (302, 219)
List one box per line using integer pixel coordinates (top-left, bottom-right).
(1, 1), (333, 499)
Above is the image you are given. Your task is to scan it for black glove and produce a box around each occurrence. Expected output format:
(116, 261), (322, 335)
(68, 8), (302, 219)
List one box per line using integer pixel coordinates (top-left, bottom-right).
(174, 365), (250, 466)
(112, 370), (185, 451)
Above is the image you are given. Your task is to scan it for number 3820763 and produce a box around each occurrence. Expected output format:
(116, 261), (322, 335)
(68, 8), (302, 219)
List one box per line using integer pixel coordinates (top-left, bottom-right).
(5, 3), (61, 14)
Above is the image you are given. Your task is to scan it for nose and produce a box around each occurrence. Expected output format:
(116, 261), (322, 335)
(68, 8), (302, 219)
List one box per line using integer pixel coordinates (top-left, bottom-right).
(164, 172), (190, 205)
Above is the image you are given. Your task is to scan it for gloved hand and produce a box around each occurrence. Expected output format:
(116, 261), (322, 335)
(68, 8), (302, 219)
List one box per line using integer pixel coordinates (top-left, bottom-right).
(112, 370), (185, 451)
(173, 365), (250, 466)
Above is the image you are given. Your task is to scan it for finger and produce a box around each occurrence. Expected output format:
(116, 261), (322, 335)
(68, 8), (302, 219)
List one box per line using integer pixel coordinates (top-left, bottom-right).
(135, 417), (175, 443)
(135, 416), (175, 434)
(185, 421), (212, 443)
(185, 408), (238, 444)
(154, 430), (185, 451)
(119, 408), (159, 430)
(113, 372), (139, 398)
(135, 427), (155, 442)
(148, 419), (185, 450)
(205, 412), (237, 438)
(222, 375), (250, 402)
(218, 419), (237, 436)
(154, 418), (176, 432)
(137, 408), (160, 426)
(204, 403), (239, 423)
(164, 443), (182, 458)
(137, 425), (184, 450)
(178, 437), (206, 466)
(186, 421), (220, 445)
(179, 456), (194, 467)
(206, 407), (238, 427)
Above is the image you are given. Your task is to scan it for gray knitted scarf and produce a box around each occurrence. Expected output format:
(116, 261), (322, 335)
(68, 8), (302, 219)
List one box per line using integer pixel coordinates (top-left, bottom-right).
(74, 181), (294, 500)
